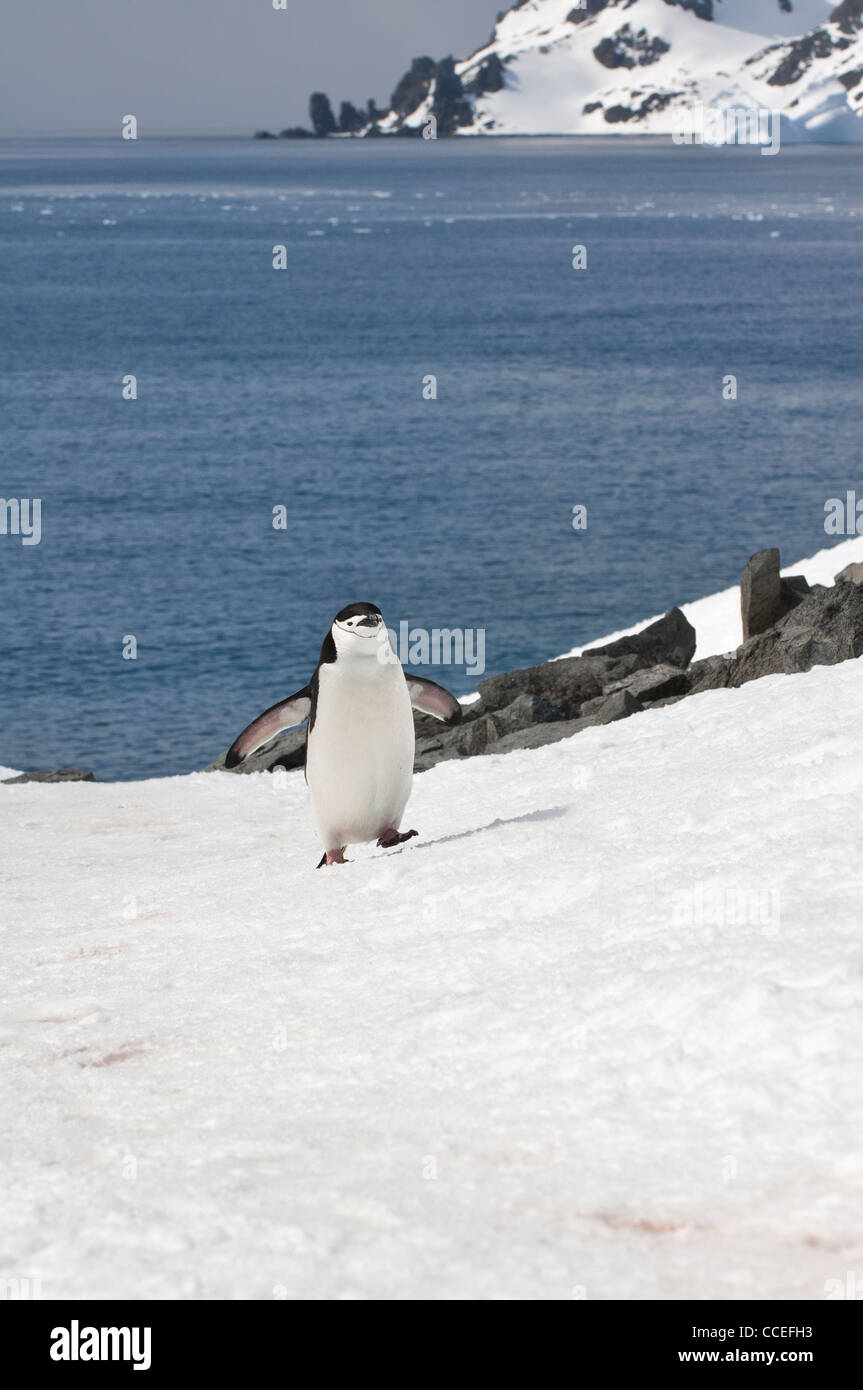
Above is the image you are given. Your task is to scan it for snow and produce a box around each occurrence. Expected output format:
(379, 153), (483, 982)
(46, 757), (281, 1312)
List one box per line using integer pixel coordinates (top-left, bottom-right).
(448, 0), (863, 141)
(565, 535), (863, 663)
(3, 542), (863, 1297)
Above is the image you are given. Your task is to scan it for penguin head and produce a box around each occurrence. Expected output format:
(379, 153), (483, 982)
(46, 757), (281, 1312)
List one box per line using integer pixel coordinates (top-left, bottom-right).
(329, 602), (388, 661)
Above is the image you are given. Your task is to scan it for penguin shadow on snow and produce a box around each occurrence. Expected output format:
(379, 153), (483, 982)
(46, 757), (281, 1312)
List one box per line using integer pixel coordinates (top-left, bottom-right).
(403, 805), (569, 853)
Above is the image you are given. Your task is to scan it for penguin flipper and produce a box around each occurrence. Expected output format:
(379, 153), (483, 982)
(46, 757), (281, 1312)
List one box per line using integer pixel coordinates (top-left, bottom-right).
(405, 677), (462, 725)
(225, 686), (312, 768)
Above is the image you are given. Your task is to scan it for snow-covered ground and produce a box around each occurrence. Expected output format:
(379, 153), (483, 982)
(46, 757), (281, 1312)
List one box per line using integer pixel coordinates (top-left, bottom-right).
(3, 538), (863, 1300)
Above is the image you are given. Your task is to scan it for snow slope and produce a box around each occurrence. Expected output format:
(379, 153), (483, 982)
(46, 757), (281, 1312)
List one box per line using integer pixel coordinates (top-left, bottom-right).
(3, 597), (863, 1297)
(375, 0), (863, 141)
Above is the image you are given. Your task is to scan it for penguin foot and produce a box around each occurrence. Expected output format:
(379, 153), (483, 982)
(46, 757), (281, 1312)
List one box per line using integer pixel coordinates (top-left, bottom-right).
(317, 848), (348, 868)
(377, 828), (418, 849)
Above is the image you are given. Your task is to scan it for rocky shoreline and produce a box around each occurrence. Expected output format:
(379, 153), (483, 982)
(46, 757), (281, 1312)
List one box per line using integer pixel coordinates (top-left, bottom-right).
(204, 546), (863, 781)
(6, 548), (863, 786)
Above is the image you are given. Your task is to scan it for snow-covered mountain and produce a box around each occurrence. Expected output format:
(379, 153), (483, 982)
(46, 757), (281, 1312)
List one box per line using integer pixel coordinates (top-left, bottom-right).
(351, 0), (863, 142)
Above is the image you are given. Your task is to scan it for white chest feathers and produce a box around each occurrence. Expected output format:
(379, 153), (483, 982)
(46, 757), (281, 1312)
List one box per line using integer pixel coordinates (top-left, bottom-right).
(305, 655), (415, 849)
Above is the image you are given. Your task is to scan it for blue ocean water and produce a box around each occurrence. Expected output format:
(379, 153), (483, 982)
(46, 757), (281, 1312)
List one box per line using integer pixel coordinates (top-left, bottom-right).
(1, 135), (861, 780)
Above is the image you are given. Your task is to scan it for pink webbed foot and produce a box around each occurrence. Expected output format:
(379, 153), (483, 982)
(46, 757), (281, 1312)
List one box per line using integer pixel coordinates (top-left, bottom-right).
(377, 828), (418, 849)
(316, 847), (348, 868)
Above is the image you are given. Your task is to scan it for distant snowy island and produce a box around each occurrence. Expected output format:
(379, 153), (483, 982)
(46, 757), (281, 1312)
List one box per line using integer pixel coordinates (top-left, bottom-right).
(256, 0), (863, 144)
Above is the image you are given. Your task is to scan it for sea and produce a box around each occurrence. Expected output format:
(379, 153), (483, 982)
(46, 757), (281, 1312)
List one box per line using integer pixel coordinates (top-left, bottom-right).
(1, 134), (861, 780)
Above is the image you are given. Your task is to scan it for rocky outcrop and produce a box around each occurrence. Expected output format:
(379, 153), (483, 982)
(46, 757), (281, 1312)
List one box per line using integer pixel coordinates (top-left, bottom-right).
(309, 93), (337, 137)
(593, 26), (670, 70)
(410, 608), (694, 770)
(2, 767), (95, 784)
(690, 579), (863, 695)
(202, 547), (862, 780)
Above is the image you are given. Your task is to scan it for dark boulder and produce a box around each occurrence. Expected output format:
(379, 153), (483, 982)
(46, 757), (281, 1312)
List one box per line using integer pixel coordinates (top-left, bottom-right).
(483, 716), (591, 756)
(482, 688), (642, 758)
(414, 714), (499, 772)
(603, 662), (689, 703)
(590, 606), (696, 670)
(685, 654), (735, 696)
(578, 688), (644, 723)
(741, 548), (782, 640)
(477, 652), (618, 711)
(491, 694), (579, 735)
(476, 607), (695, 712)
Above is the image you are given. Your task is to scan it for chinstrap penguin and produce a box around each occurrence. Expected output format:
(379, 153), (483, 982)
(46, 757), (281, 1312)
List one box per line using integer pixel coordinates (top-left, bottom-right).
(225, 602), (462, 866)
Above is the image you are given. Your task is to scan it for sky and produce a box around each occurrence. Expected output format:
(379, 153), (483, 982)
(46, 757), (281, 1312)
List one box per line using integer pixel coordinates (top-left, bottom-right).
(0, 0), (505, 136)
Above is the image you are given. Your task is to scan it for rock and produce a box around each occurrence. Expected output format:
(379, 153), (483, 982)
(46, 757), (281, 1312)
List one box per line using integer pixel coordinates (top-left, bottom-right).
(483, 717), (592, 756)
(733, 580), (863, 683)
(206, 728), (307, 775)
(602, 662), (689, 703)
(835, 562), (863, 585)
(689, 581), (863, 694)
(465, 52), (506, 95)
(338, 101), (365, 134)
(477, 653), (606, 712)
(414, 714), (499, 772)
(781, 573), (811, 603)
(483, 688), (643, 759)
(490, 694), (579, 735)
(390, 56), (438, 116)
(2, 767), (95, 784)
(685, 654), (735, 695)
(741, 548), (782, 640)
(476, 608), (695, 714)
(412, 702), (483, 743)
(589, 606), (696, 670)
(432, 57), (473, 135)
(594, 688), (643, 722)
(477, 651), (617, 712)
(309, 92), (337, 137)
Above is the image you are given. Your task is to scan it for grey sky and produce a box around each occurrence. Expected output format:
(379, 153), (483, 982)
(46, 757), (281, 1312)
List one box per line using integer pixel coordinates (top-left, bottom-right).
(1, 0), (504, 136)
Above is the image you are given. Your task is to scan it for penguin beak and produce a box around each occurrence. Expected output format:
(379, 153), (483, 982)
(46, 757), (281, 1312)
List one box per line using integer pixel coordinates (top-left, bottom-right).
(357, 616), (381, 629)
